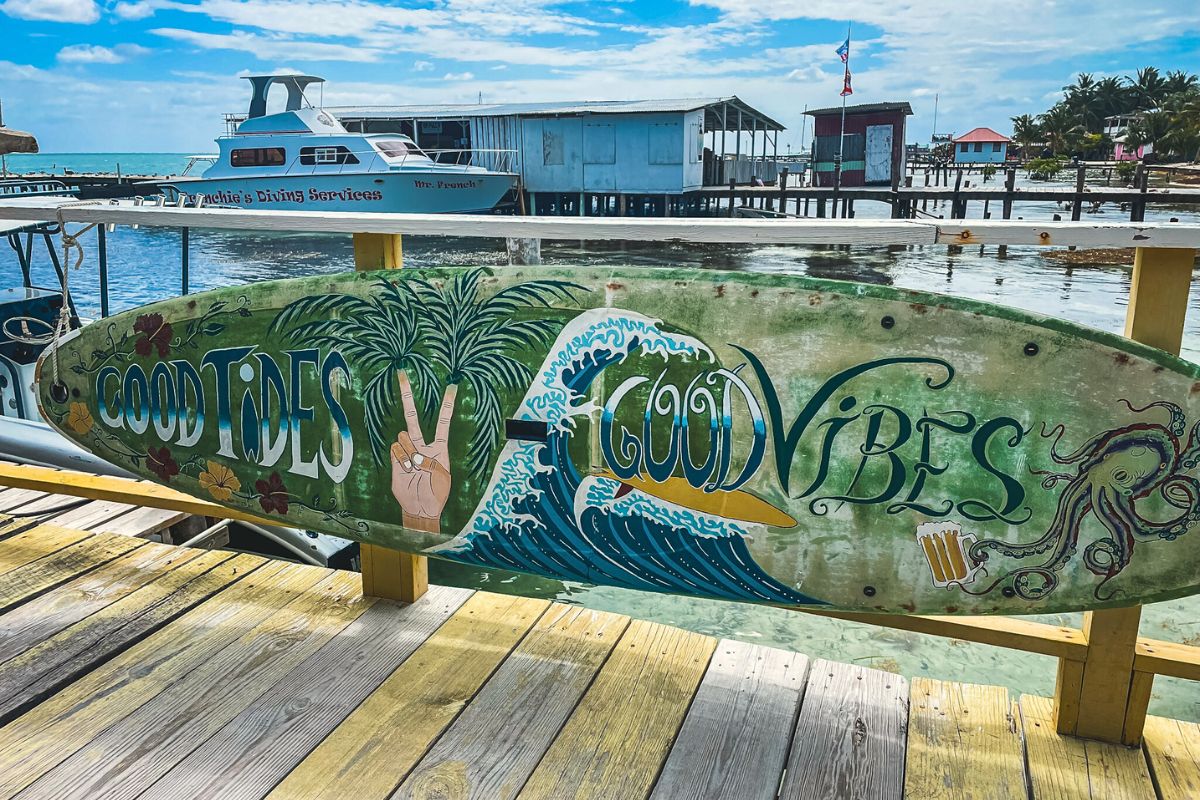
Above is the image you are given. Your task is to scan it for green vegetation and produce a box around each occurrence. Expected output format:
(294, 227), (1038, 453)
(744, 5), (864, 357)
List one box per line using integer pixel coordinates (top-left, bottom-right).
(1025, 157), (1067, 181)
(981, 164), (997, 182)
(1014, 68), (1200, 162)
(1115, 161), (1137, 183)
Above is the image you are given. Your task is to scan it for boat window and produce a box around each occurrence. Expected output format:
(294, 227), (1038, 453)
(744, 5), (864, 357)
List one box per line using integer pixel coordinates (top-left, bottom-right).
(375, 140), (429, 160)
(299, 146), (360, 166)
(230, 148), (286, 168)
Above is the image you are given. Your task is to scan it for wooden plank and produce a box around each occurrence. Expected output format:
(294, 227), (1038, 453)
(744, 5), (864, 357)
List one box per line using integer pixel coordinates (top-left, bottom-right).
(0, 489), (49, 513)
(395, 604), (630, 800)
(0, 531), (144, 613)
(1126, 247), (1196, 354)
(1020, 695), (1156, 799)
(0, 550), (258, 726)
(6, 493), (91, 517)
(649, 639), (808, 800)
(41, 500), (141, 532)
(0, 560), (324, 798)
(1143, 715), (1200, 800)
(1134, 638), (1200, 681)
(518, 619), (716, 800)
(0, 540), (207, 663)
(1057, 247), (1196, 744)
(352, 229), (428, 605)
(267, 592), (549, 800)
(0, 525), (92, 574)
(0, 463), (277, 526)
(903, 677), (1025, 799)
(778, 659), (908, 800)
(141, 586), (473, 800)
(94, 505), (189, 538)
(18, 570), (372, 800)
(361, 541), (427, 604)
(938, 223), (1200, 248)
(805, 609), (1088, 662)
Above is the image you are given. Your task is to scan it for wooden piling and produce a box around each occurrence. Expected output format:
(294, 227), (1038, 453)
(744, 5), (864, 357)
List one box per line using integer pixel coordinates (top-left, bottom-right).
(352, 232), (428, 604)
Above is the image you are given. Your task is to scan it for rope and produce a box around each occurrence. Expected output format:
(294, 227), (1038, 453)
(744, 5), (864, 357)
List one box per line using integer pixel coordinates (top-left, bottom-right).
(6, 200), (101, 402)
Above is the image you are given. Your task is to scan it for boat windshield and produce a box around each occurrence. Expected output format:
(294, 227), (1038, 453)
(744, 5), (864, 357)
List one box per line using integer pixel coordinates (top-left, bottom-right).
(373, 139), (430, 162)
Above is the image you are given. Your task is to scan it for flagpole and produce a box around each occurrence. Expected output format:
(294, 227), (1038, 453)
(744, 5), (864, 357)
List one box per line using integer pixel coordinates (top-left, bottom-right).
(835, 21), (851, 207)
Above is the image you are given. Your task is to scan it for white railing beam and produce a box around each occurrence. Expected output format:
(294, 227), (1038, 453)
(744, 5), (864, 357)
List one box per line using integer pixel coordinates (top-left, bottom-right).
(2, 199), (1199, 248)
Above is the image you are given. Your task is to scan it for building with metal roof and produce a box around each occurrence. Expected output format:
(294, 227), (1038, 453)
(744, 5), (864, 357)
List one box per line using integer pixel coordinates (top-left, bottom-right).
(323, 97), (786, 199)
(805, 102), (913, 188)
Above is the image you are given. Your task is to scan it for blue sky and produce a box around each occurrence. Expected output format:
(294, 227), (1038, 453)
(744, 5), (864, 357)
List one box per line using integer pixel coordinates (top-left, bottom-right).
(3, 0), (1200, 152)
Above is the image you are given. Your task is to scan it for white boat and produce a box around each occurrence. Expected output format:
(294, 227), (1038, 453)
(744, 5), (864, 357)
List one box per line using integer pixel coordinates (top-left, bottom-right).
(162, 75), (517, 213)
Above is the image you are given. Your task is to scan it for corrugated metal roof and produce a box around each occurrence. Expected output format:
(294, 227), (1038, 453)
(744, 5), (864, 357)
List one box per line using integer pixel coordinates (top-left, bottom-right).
(953, 127), (1010, 143)
(805, 101), (913, 117)
(328, 97), (784, 129)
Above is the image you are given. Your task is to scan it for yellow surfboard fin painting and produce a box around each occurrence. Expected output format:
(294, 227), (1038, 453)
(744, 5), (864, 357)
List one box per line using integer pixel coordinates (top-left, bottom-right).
(596, 470), (798, 528)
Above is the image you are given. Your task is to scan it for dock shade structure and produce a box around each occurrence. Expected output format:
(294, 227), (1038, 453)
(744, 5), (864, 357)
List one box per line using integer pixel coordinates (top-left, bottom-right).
(326, 98), (785, 193)
(806, 102), (912, 188)
(953, 127), (1011, 164)
(0, 127), (37, 156)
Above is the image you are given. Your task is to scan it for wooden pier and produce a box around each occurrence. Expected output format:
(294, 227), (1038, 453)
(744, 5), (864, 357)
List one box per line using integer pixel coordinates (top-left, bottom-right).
(0, 487), (1195, 799)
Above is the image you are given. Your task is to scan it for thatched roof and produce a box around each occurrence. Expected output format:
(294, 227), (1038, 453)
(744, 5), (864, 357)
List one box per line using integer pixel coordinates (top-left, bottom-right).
(0, 127), (38, 155)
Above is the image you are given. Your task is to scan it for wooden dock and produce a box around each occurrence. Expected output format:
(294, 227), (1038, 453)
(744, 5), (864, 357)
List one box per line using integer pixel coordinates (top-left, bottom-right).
(0, 489), (1197, 798)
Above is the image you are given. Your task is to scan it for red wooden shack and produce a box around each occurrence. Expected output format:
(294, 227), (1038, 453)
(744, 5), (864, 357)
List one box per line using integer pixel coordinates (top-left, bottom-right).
(806, 102), (912, 188)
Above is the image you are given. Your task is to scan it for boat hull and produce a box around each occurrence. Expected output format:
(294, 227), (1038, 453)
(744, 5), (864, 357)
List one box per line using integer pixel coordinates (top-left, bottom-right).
(35, 267), (1200, 614)
(164, 171), (515, 213)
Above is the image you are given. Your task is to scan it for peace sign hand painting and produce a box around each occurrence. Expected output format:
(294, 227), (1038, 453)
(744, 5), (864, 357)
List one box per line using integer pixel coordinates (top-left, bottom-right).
(390, 370), (457, 533)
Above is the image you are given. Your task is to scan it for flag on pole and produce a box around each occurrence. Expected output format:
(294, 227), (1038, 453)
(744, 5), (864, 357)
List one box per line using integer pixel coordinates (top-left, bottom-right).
(836, 39), (849, 63)
(841, 69), (853, 96)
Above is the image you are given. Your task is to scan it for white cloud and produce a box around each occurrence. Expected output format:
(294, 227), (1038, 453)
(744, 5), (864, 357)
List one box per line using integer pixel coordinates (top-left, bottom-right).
(413, 60), (433, 71)
(57, 43), (151, 63)
(1, 0), (98, 23)
(151, 27), (381, 61)
(443, 71), (475, 81)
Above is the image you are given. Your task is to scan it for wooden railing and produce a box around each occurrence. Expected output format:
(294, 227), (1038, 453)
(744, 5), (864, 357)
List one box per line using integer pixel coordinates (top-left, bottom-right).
(2, 199), (1199, 746)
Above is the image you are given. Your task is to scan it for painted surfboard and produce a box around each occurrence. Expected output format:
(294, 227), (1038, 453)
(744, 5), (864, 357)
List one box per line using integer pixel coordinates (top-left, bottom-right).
(34, 267), (1200, 614)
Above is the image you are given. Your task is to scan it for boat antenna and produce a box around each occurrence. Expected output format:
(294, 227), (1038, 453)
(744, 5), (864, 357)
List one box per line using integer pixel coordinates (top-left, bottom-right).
(932, 92), (939, 143)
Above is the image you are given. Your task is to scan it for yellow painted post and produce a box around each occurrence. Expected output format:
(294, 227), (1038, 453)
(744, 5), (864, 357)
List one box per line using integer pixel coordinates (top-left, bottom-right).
(352, 232), (428, 603)
(1053, 246), (1196, 745)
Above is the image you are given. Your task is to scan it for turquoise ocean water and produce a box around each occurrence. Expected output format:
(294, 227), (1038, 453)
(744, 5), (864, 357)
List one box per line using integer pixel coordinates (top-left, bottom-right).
(4, 153), (1200, 720)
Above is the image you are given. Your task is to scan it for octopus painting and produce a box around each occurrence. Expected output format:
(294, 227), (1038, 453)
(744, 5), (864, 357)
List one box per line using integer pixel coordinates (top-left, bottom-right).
(967, 400), (1200, 601)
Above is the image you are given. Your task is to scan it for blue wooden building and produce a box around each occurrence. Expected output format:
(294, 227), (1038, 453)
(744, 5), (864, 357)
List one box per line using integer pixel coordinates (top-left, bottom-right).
(330, 98), (784, 209)
(953, 128), (1010, 164)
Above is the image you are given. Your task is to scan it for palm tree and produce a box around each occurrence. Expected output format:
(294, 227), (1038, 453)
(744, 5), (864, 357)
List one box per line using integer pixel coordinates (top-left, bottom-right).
(1164, 70), (1199, 98)
(1129, 67), (1167, 110)
(1063, 73), (1101, 130)
(408, 270), (581, 479)
(1010, 113), (1042, 156)
(270, 270), (581, 479)
(1094, 76), (1131, 123)
(1038, 103), (1084, 155)
(1125, 110), (1171, 154)
(270, 279), (441, 466)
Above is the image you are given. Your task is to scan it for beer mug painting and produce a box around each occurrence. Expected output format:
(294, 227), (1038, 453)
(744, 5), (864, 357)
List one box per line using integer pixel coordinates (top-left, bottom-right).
(918, 522), (982, 589)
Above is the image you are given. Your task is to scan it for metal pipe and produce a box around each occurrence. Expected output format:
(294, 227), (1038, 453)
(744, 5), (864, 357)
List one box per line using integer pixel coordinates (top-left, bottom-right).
(178, 518), (231, 548)
(97, 225), (109, 318)
(181, 226), (189, 295)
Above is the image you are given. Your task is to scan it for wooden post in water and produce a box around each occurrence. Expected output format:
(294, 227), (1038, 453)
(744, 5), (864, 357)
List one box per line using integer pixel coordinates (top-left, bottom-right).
(727, 179), (736, 218)
(352, 232), (429, 604)
(1131, 164), (1146, 222)
(778, 168), (789, 215)
(1071, 164), (1086, 222)
(951, 169), (963, 219)
(998, 167), (1016, 258)
(1053, 246), (1197, 745)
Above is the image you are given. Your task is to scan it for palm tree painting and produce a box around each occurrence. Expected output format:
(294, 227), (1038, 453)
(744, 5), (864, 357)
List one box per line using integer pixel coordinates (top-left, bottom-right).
(270, 268), (582, 482)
